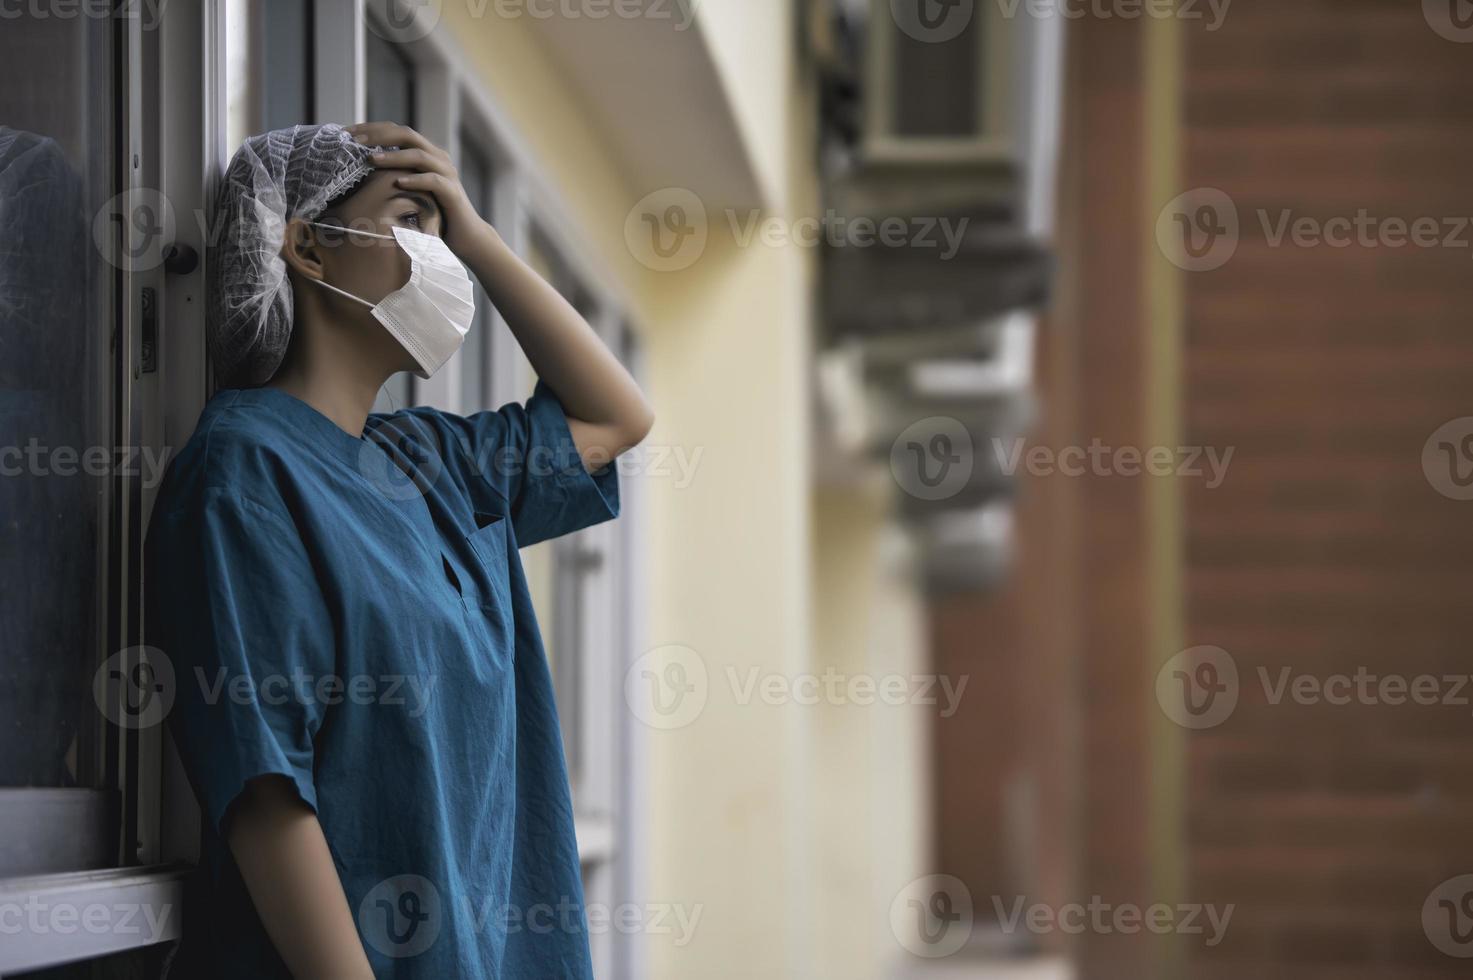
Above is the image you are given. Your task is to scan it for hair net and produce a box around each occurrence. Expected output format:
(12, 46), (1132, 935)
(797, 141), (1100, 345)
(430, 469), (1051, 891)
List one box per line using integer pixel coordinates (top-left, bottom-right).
(208, 124), (392, 388)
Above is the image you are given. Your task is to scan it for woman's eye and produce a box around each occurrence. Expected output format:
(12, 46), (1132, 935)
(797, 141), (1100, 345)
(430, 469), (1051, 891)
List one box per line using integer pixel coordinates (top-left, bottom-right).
(399, 211), (422, 228)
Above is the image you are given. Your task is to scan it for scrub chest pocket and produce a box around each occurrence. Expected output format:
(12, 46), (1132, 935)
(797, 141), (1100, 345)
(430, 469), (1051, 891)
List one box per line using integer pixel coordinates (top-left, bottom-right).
(463, 513), (515, 650)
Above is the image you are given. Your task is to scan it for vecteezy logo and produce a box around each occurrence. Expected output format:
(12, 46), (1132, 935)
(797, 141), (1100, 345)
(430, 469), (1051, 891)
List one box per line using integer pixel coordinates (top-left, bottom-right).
(624, 644), (708, 729)
(624, 188), (708, 272)
(1156, 188), (1239, 272)
(889, 874), (973, 958)
(1156, 645), (1238, 730)
(359, 413), (447, 501)
(1425, 0), (1473, 42)
(1424, 875), (1473, 957)
(92, 188), (176, 273)
(890, 417), (974, 501)
(93, 646), (176, 730)
(368, 0), (442, 42)
(359, 875), (442, 958)
(1422, 418), (1473, 500)
(889, 0), (974, 44)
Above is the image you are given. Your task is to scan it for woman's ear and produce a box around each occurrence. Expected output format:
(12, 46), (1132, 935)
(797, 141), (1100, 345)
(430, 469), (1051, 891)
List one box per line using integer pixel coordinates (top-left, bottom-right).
(280, 217), (327, 282)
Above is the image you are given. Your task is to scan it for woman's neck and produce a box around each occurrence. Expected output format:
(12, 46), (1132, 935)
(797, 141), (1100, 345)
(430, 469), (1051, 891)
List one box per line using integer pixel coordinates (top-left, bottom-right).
(266, 309), (398, 437)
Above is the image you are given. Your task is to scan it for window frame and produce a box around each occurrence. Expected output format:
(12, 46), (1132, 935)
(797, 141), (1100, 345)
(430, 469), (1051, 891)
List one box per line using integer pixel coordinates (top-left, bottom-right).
(0, 867), (188, 974)
(0, 2), (212, 971)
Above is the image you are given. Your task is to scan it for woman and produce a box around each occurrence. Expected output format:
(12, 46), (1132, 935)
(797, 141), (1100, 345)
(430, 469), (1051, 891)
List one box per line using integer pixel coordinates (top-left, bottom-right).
(145, 122), (653, 979)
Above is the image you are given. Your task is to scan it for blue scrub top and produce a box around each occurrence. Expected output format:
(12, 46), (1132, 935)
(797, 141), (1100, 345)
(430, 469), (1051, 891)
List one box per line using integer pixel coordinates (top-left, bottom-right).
(143, 380), (618, 978)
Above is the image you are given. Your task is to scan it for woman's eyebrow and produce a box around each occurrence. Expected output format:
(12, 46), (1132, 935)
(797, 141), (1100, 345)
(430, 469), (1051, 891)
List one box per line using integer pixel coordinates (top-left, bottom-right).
(387, 191), (440, 217)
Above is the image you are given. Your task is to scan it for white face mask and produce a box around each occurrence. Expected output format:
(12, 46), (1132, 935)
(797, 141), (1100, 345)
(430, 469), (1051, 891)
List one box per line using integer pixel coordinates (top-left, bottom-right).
(305, 220), (476, 380)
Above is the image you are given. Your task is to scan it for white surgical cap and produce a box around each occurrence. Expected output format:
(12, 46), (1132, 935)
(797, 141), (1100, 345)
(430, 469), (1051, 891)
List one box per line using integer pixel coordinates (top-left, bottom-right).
(208, 124), (392, 388)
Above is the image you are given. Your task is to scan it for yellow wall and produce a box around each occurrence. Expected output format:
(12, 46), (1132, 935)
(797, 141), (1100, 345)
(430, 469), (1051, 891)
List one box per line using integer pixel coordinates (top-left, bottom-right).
(641, 231), (813, 976)
(812, 484), (931, 980)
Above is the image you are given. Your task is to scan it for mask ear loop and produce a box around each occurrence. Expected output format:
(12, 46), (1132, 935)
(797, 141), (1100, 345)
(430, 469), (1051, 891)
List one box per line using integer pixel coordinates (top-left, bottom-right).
(305, 219), (394, 240)
(309, 275), (375, 308)
(300, 220), (387, 308)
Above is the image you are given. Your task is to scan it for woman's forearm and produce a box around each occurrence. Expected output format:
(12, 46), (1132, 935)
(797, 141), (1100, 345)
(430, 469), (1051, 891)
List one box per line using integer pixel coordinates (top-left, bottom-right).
(226, 776), (374, 980)
(462, 226), (654, 455)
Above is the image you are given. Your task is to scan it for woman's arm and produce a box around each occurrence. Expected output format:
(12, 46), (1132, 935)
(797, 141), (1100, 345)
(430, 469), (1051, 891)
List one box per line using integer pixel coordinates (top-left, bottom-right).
(455, 227), (653, 469)
(346, 122), (655, 471)
(227, 776), (374, 980)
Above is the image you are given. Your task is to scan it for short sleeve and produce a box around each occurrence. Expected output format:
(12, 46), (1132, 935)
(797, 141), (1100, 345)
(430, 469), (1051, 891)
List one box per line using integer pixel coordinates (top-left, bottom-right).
(144, 488), (336, 837)
(426, 377), (621, 548)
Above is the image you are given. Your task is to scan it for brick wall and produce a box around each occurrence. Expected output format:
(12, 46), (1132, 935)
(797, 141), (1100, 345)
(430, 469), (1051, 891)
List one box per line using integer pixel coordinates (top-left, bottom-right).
(1183, 2), (1473, 977)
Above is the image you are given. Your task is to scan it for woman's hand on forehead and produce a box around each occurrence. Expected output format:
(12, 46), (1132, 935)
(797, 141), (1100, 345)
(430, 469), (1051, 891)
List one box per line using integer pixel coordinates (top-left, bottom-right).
(347, 121), (492, 258)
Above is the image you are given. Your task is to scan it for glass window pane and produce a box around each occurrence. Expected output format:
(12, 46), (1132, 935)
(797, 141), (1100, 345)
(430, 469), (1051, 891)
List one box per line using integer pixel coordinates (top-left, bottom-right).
(225, 0), (317, 149)
(458, 132), (494, 409)
(529, 226), (597, 317)
(262, 0), (315, 130)
(0, 16), (114, 791)
(366, 31), (416, 129)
